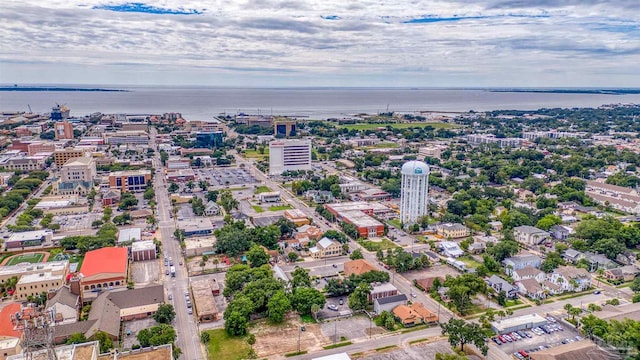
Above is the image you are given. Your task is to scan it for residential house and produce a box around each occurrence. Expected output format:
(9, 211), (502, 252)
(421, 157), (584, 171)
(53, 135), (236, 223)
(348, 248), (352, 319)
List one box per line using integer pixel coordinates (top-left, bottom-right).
(468, 242), (486, 254)
(513, 226), (549, 246)
(436, 223), (470, 239)
(203, 201), (221, 216)
(486, 275), (518, 298)
(295, 225), (322, 241)
(562, 249), (584, 264)
(392, 302), (438, 327)
(512, 267), (545, 283)
(440, 241), (464, 258)
(415, 277), (444, 292)
(503, 255), (543, 276)
(46, 286), (79, 325)
(488, 221), (503, 232)
(541, 280), (562, 295)
(344, 259), (379, 277)
(583, 252), (617, 272)
(604, 268), (624, 283)
(308, 237), (342, 259)
(550, 266), (591, 292)
(373, 294), (407, 314)
(616, 252), (636, 266)
(517, 278), (545, 300)
(549, 225), (573, 241)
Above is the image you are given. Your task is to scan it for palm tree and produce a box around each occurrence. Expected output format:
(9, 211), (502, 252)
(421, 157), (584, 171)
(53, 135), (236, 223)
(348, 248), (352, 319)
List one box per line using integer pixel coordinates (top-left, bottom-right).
(198, 180), (209, 191)
(564, 303), (573, 318)
(569, 307), (582, 320)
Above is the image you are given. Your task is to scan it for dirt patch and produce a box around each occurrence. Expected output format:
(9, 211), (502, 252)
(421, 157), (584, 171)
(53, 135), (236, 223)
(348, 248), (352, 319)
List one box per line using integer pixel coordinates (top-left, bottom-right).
(252, 313), (329, 357)
(354, 339), (454, 360)
(401, 263), (461, 282)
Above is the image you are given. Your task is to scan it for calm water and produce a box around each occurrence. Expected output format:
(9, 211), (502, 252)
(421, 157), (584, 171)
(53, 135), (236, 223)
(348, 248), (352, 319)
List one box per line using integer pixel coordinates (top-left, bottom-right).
(1, 86), (640, 120)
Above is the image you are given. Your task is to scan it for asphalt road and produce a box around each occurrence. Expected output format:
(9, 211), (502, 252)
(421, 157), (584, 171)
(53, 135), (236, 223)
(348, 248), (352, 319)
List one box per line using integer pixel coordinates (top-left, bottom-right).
(151, 129), (203, 360)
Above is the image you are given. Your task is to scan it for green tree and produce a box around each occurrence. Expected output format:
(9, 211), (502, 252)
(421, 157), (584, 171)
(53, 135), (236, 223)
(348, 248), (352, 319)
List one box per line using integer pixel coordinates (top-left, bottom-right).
(631, 277), (640, 292)
(94, 331), (114, 353)
(291, 266), (312, 291)
(137, 324), (177, 347)
(246, 245), (270, 268)
(66, 333), (87, 345)
(348, 282), (371, 311)
(486, 240), (519, 262)
(267, 290), (290, 323)
(350, 249), (364, 260)
(225, 311), (249, 336)
(102, 206), (112, 223)
(291, 287), (326, 315)
(118, 192), (139, 210)
(168, 182), (179, 193)
(200, 331), (210, 344)
(153, 304), (176, 324)
(440, 318), (488, 356)
(536, 214), (561, 231)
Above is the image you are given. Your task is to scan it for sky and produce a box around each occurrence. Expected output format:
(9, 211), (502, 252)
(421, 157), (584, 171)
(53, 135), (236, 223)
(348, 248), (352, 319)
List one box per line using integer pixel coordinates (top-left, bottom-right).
(0, 0), (639, 87)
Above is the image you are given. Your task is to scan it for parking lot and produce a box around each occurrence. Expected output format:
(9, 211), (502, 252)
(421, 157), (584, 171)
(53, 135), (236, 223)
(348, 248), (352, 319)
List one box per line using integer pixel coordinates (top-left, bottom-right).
(131, 260), (162, 286)
(121, 317), (157, 350)
(495, 318), (582, 359)
(196, 167), (257, 187)
(317, 296), (351, 320)
(54, 213), (101, 232)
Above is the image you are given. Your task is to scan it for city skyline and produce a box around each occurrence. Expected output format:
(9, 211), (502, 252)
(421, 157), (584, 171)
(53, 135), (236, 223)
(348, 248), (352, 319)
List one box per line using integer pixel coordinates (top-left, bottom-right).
(1, 0), (639, 87)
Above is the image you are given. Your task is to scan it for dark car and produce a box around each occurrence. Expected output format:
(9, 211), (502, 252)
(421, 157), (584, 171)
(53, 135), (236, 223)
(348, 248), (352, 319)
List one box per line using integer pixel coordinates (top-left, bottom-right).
(339, 299), (344, 305)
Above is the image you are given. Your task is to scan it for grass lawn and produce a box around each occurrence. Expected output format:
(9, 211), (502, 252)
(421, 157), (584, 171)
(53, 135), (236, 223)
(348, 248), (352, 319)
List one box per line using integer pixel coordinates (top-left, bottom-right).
(505, 299), (523, 307)
(254, 185), (272, 194)
(359, 238), (399, 252)
(268, 205), (293, 211)
(458, 255), (482, 269)
(205, 329), (250, 360)
(252, 205), (264, 213)
(388, 219), (402, 229)
(6, 252), (45, 266)
(244, 149), (269, 159)
(369, 143), (399, 149)
(338, 122), (458, 131)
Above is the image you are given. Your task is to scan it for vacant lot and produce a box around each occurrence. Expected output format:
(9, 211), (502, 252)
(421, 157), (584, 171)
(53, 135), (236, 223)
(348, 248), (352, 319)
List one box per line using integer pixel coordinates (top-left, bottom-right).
(252, 314), (329, 357)
(338, 122), (458, 131)
(354, 339), (454, 360)
(3, 252), (47, 266)
(131, 260), (161, 286)
(205, 328), (250, 360)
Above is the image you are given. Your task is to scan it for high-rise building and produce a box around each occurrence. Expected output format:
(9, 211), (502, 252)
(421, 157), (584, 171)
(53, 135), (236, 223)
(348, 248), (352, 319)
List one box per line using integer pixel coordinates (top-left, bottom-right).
(269, 139), (311, 175)
(274, 120), (297, 137)
(399, 160), (430, 227)
(61, 157), (96, 183)
(54, 121), (74, 140)
(195, 131), (224, 148)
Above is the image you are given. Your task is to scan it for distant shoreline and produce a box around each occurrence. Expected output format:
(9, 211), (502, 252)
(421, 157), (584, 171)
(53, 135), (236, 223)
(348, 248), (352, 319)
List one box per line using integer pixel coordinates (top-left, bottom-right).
(0, 87), (128, 92)
(489, 89), (640, 95)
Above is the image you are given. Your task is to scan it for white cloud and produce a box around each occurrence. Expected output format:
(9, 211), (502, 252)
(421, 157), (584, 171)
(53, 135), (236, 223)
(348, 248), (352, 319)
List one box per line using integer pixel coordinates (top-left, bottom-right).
(0, 0), (638, 86)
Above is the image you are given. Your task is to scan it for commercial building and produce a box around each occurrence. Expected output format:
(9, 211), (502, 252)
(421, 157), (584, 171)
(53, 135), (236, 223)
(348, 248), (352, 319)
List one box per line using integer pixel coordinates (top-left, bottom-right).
(103, 131), (149, 145)
(178, 218), (215, 236)
(491, 313), (548, 334)
(369, 282), (398, 302)
(54, 121), (74, 140)
(531, 340), (612, 360)
(0, 261), (69, 284)
(399, 161), (430, 226)
(269, 139), (312, 175)
(27, 141), (56, 156)
(191, 278), (220, 322)
(257, 191), (281, 203)
(108, 169), (151, 192)
(0, 156), (45, 171)
(79, 247), (128, 301)
(185, 237), (217, 257)
(53, 149), (86, 167)
(5, 230), (53, 249)
(34, 198), (89, 215)
(284, 209), (310, 226)
(131, 240), (157, 261)
(436, 223), (470, 239)
(308, 237), (342, 259)
(118, 227), (142, 244)
(324, 202), (391, 238)
(274, 119), (297, 137)
(195, 131), (224, 148)
(15, 271), (64, 300)
(166, 168), (196, 182)
(61, 156), (96, 183)
(373, 294), (407, 314)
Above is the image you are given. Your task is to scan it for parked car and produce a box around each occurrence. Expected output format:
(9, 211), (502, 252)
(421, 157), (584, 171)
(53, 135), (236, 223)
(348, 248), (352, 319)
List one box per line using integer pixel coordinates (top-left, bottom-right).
(328, 304), (338, 311)
(339, 299), (344, 305)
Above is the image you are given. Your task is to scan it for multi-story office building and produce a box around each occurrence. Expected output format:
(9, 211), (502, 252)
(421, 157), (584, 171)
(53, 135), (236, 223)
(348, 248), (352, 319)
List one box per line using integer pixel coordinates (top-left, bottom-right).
(274, 120), (297, 137)
(399, 160), (430, 226)
(103, 131), (149, 145)
(269, 139), (311, 175)
(109, 169), (151, 192)
(53, 149), (86, 167)
(195, 131), (224, 148)
(61, 156), (96, 183)
(55, 121), (74, 140)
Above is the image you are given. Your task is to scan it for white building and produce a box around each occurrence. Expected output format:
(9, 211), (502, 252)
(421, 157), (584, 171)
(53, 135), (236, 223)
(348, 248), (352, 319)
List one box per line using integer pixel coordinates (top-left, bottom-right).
(399, 160), (429, 226)
(269, 139), (312, 175)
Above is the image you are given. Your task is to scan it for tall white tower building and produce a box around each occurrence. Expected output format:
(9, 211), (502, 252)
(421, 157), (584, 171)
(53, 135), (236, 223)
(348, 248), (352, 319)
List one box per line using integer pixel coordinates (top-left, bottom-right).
(399, 160), (430, 227)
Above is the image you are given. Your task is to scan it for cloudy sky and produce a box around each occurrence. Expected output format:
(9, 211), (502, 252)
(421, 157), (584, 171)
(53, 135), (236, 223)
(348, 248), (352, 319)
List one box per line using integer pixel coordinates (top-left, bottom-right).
(1, 0), (639, 87)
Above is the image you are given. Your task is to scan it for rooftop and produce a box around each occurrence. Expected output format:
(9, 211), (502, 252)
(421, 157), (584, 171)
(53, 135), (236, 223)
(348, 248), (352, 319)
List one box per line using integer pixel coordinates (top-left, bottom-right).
(340, 210), (384, 228)
(131, 240), (156, 252)
(17, 271), (64, 284)
(80, 247), (128, 278)
(7, 230), (51, 243)
(118, 227), (142, 243)
(0, 303), (23, 338)
(375, 293), (407, 304)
